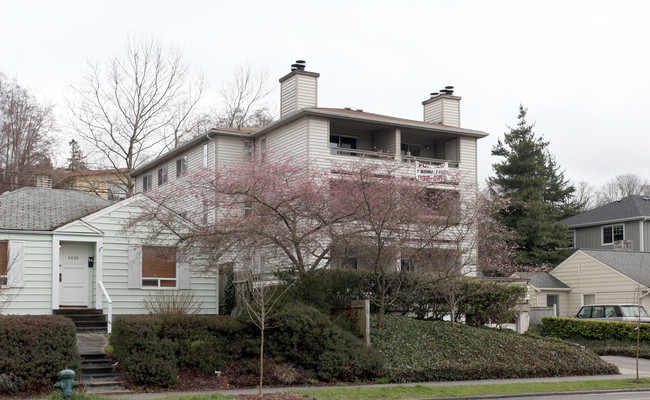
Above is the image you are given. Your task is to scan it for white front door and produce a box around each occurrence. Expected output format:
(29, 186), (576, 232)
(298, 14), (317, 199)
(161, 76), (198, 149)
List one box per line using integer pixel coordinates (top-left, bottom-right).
(59, 243), (90, 306)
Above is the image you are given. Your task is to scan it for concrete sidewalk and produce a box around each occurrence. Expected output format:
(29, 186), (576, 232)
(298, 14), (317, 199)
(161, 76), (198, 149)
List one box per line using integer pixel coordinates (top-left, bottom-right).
(106, 356), (650, 399)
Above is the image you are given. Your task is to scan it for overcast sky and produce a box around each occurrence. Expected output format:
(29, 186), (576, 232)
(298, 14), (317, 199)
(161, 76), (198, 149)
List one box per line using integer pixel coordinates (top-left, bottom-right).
(3, 0), (649, 188)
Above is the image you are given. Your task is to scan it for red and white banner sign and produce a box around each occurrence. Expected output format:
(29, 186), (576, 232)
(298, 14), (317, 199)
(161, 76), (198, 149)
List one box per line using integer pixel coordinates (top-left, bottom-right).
(415, 162), (460, 184)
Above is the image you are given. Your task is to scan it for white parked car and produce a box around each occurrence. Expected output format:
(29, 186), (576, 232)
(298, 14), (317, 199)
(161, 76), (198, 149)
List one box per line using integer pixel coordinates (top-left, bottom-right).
(575, 304), (650, 323)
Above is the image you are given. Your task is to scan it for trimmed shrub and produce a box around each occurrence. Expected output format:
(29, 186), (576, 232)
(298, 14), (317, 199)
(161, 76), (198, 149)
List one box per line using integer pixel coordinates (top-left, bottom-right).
(373, 315), (617, 382)
(110, 315), (178, 387)
(0, 315), (80, 394)
(543, 317), (650, 341)
(266, 303), (384, 381)
(159, 315), (243, 374)
(110, 314), (244, 386)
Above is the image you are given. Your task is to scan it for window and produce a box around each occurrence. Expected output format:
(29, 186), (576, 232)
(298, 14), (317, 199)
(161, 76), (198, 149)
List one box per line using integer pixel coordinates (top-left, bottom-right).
(400, 143), (421, 162)
(258, 137), (267, 161)
(244, 140), (254, 161)
(330, 135), (357, 156)
(0, 241), (7, 286)
(176, 155), (188, 177)
(158, 165), (168, 186)
(583, 294), (595, 305)
(141, 246), (176, 288)
(108, 183), (127, 201)
(332, 256), (358, 269)
(142, 174), (152, 192)
(203, 143), (208, 166)
(547, 294), (560, 316)
(602, 224), (624, 244)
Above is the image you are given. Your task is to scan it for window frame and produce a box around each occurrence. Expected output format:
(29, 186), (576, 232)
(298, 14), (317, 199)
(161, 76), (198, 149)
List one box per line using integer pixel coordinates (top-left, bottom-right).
(176, 155), (188, 178)
(158, 165), (168, 186)
(329, 135), (357, 156)
(602, 224), (624, 245)
(142, 174), (153, 192)
(202, 143), (208, 166)
(258, 137), (267, 161)
(244, 140), (254, 161)
(141, 246), (177, 289)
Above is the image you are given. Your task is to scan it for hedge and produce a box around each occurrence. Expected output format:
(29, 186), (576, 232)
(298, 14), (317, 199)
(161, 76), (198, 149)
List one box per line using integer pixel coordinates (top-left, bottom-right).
(110, 315), (242, 387)
(543, 317), (650, 341)
(0, 315), (80, 394)
(266, 303), (384, 381)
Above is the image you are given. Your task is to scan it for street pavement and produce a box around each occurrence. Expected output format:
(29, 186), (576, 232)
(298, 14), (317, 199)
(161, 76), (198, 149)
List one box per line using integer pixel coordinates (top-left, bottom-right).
(106, 356), (650, 399)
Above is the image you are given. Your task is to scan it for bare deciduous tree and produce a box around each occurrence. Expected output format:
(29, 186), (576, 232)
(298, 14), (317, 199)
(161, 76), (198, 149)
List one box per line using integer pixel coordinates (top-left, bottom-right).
(234, 270), (292, 397)
(570, 180), (596, 212)
(0, 73), (55, 192)
(595, 173), (650, 206)
(68, 36), (206, 196)
(216, 63), (273, 130)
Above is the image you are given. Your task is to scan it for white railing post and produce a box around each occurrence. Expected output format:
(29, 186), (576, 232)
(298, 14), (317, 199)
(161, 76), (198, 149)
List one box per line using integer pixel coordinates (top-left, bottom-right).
(98, 281), (113, 334)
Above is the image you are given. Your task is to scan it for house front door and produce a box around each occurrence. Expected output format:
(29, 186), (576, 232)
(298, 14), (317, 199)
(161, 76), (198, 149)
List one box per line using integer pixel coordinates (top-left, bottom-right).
(59, 243), (90, 306)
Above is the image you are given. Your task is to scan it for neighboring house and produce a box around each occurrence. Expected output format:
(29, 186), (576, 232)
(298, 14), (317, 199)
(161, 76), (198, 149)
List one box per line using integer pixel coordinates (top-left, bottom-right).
(511, 271), (570, 318)
(548, 249), (650, 317)
(0, 187), (218, 323)
(130, 60), (488, 274)
(516, 249), (650, 320)
(53, 168), (129, 201)
(563, 195), (650, 252)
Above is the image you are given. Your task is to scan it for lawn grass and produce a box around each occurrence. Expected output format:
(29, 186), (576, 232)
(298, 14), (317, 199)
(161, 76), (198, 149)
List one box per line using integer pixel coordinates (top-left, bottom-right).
(291, 378), (650, 399)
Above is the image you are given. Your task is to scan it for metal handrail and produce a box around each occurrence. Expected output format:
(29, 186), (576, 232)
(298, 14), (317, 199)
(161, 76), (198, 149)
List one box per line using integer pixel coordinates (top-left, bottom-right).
(98, 281), (113, 334)
(401, 155), (459, 168)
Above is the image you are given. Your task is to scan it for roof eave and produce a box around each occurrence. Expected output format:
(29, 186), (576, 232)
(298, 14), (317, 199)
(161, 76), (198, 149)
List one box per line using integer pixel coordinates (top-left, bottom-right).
(566, 216), (650, 229)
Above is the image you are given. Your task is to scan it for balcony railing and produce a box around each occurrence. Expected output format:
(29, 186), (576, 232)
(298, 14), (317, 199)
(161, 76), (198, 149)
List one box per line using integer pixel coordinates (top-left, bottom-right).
(329, 147), (459, 168)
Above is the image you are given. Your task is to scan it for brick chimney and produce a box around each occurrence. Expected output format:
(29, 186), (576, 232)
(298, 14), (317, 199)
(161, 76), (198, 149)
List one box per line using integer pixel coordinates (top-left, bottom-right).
(36, 173), (52, 189)
(422, 86), (461, 127)
(279, 60), (320, 117)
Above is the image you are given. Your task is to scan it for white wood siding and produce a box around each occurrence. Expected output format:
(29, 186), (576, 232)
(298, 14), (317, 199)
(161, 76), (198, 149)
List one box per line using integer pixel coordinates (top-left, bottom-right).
(307, 117), (330, 162)
(0, 233), (53, 315)
(216, 135), (246, 168)
(296, 74), (317, 110)
(551, 252), (648, 317)
(265, 118), (309, 162)
(88, 205), (219, 315)
(280, 76), (297, 117)
(423, 101), (443, 124)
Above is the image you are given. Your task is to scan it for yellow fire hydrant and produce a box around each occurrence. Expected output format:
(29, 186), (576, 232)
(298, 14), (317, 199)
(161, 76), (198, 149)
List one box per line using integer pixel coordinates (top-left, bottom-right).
(53, 369), (77, 398)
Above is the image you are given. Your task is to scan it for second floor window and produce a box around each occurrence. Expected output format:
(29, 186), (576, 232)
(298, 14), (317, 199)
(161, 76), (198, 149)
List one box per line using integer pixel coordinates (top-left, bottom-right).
(176, 156), (188, 177)
(258, 137), (267, 161)
(603, 224), (624, 244)
(158, 165), (168, 186)
(142, 174), (152, 192)
(244, 140), (254, 161)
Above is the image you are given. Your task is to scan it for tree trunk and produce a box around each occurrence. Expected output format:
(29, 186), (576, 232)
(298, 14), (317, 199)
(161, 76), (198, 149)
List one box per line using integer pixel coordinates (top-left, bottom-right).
(259, 325), (264, 397)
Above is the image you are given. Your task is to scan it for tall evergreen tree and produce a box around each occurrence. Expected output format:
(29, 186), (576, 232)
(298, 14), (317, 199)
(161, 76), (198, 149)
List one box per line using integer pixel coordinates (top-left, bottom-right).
(488, 106), (579, 267)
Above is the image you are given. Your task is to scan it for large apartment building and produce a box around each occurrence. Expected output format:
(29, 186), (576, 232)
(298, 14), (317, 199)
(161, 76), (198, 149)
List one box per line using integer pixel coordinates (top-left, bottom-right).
(130, 60), (489, 273)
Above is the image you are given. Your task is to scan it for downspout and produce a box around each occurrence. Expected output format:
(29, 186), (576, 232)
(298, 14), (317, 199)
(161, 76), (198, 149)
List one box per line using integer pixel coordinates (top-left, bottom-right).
(640, 218), (647, 252)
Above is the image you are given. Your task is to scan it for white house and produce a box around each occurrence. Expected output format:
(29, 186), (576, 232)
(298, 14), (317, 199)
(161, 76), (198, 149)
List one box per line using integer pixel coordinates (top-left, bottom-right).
(0, 187), (219, 324)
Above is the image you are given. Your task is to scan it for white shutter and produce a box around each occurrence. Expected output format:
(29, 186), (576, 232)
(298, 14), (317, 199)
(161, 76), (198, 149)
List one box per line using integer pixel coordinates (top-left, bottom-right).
(177, 249), (191, 289)
(7, 241), (24, 287)
(127, 245), (142, 289)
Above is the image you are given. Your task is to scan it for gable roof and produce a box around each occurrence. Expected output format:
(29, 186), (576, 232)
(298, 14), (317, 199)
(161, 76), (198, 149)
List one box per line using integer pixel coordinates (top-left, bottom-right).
(580, 249), (650, 287)
(0, 187), (113, 231)
(563, 195), (650, 227)
(511, 271), (570, 289)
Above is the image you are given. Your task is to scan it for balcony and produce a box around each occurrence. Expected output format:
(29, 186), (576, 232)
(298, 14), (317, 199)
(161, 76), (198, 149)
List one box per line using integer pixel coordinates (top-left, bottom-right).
(328, 118), (460, 168)
(328, 147), (458, 168)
